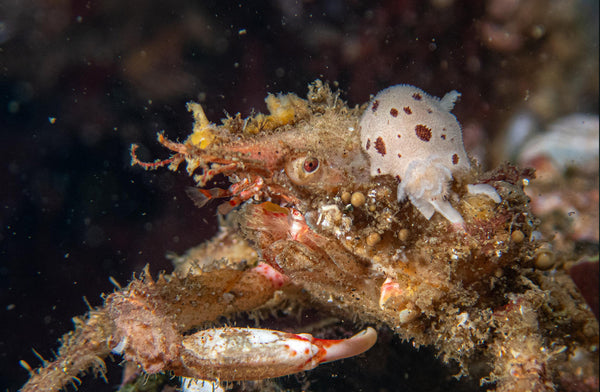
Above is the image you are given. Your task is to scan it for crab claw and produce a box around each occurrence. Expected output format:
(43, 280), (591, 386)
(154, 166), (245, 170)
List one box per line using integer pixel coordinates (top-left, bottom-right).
(181, 327), (377, 381)
(302, 326), (378, 365)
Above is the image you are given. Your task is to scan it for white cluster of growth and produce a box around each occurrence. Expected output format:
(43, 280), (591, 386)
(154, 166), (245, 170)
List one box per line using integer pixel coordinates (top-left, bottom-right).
(360, 85), (498, 225)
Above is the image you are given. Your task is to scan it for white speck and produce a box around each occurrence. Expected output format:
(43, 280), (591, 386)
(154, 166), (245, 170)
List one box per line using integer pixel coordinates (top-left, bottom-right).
(398, 308), (418, 324)
(111, 337), (128, 354)
(530, 231), (542, 241)
(221, 292), (235, 304)
(457, 312), (469, 327)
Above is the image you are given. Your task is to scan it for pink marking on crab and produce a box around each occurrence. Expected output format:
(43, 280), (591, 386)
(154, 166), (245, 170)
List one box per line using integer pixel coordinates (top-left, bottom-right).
(251, 202), (311, 242)
(180, 327), (377, 381)
(287, 208), (310, 241)
(379, 276), (403, 309)
(251, 262), (289, 289)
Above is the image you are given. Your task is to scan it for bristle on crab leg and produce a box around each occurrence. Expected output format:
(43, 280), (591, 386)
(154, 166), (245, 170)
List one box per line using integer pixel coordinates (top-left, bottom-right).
(180, 327), (377, 381)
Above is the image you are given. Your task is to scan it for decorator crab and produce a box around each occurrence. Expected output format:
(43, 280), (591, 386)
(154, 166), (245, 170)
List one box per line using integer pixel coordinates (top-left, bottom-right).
(21, 81), (598, 392)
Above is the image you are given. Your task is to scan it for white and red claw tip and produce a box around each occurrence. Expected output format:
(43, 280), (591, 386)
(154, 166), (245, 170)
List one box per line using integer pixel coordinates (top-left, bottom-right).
(309, 326), (378, 365)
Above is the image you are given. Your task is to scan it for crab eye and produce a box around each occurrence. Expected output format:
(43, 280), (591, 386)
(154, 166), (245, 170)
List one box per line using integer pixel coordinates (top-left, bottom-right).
(284, 155), (324, 186)
(303, 157), (319, 173)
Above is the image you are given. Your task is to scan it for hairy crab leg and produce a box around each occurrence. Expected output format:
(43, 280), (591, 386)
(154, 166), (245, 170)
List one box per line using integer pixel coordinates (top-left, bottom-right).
(214, 176), (267, 214)
(130, 144), (182, 169)
(180, 327), (377, 381)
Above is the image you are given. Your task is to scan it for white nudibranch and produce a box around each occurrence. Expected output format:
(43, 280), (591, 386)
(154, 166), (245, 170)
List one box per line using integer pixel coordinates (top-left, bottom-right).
(360, 85), (498, 225)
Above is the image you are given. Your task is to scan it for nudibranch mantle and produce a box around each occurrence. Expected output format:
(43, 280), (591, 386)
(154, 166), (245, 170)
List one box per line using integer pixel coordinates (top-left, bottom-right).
(359, 85), (473, 225)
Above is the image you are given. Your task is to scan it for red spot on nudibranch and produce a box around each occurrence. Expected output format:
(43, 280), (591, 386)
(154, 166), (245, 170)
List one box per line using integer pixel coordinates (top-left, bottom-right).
(397, 153), (402, 158)
(415, 125), (432, 142)
(397, 133), (401, 138)
(377, 168), (381, 174)
(366, 138), (371, 150)
(452, 154), (459, 165)
(403, 106), (412, 114)
(441, 134), (446, 140)
(372, 100), (379, 112)
(395, 175), (401, 183)
(412, 93), (422, 101)
(304, 348), (310, 354)
(375, 137), (386, 156)
(390, 108), (398, 117)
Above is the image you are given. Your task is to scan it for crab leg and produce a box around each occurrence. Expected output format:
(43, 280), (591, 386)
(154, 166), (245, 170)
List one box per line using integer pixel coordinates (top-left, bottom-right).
(180, 327), (377, 381)
(130, 143), (182, 169)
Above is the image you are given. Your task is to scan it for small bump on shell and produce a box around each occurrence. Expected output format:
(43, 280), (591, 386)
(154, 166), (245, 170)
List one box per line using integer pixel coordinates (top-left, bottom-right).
(341, 191), (352, 204)
(366, 233), (382, 247)
(511, 230), (525, 243)
(534, 244), (555, 270)
(351, 192), (366, 208)
(398, 228), (410, 242)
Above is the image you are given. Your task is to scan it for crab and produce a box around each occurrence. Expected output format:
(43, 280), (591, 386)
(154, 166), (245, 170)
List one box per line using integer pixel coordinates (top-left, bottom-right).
(21, 81), (598, 392)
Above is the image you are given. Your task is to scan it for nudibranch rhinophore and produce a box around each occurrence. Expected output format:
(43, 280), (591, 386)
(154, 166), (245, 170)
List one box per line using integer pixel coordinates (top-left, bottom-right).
(359, 85), (497, 225)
